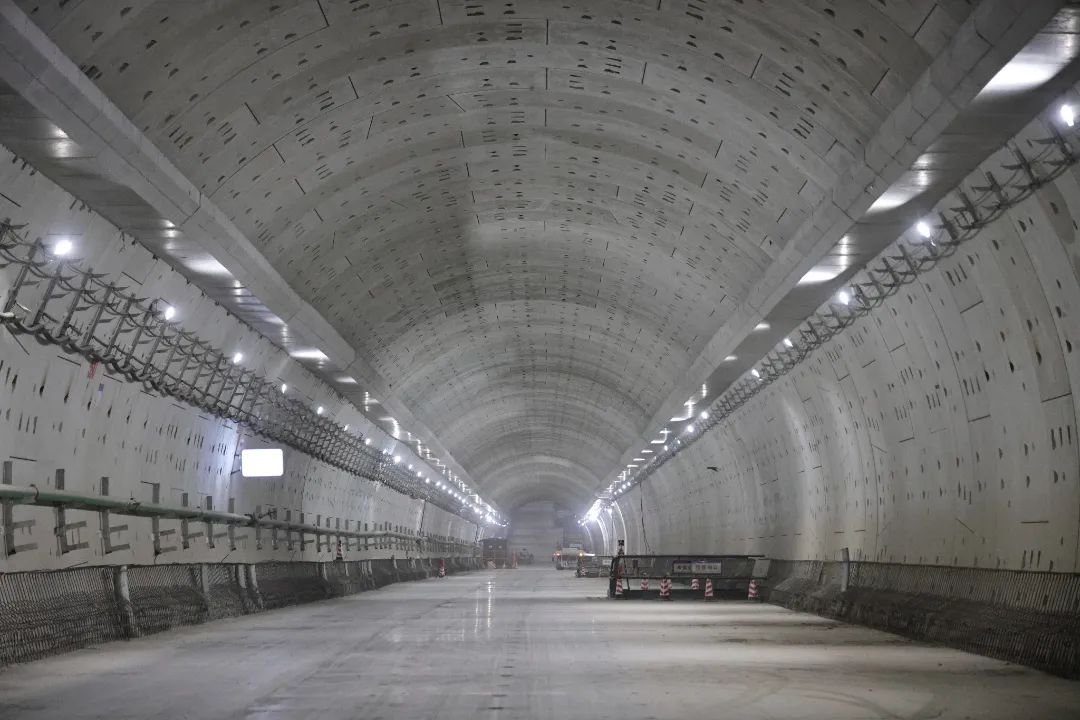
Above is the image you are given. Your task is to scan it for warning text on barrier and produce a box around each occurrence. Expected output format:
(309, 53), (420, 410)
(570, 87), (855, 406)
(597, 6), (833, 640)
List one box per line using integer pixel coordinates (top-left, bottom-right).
(672, 560), (723, 575)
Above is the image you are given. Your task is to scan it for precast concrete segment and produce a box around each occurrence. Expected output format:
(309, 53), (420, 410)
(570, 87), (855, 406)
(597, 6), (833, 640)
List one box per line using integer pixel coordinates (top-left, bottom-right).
(8, 0), (1047, 511)
(0, 141), (479, 573)
(613, 87), (1080, 573)
(0, 567), (1078, 720)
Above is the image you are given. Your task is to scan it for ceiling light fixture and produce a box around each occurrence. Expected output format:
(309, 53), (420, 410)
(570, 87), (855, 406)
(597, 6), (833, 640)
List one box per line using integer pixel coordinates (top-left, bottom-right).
(52, 238), (73, 257)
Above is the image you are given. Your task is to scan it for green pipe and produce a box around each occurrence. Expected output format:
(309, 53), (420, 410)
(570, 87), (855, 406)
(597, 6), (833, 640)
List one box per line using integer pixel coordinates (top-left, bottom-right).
(0, 484), (474, 548)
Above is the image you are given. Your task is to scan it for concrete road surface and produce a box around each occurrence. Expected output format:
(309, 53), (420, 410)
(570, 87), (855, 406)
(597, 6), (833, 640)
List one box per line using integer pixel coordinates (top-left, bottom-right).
(1, 566), (1078, 719)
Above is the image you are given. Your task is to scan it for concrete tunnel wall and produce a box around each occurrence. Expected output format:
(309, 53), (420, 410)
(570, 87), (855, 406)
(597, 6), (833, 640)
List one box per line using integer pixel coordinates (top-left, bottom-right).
(614, 104), (1080, 575)
(0, 144), (479, 572)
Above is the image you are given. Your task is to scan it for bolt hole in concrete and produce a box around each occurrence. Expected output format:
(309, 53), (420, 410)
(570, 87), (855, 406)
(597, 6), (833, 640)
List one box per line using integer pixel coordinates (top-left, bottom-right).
(1, 568), (1079, 719)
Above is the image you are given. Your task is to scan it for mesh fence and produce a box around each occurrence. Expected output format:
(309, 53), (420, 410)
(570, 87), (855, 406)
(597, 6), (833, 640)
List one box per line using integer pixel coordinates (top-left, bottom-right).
(0, 567), (122, 666)
(255, 561), (328, 609)
(206, 564), (249, 619)
(764, 560), (1080, 678)
(128, 564), (207, 635)
(0, 556), (477, 669)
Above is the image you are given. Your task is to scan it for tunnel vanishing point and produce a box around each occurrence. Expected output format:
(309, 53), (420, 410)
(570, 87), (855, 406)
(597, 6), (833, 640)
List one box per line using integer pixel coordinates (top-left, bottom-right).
(2, 1), (1080, 718)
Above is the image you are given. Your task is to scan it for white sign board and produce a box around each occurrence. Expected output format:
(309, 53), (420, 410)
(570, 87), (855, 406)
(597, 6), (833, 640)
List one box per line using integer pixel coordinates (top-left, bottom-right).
(241, 448), (284, 477)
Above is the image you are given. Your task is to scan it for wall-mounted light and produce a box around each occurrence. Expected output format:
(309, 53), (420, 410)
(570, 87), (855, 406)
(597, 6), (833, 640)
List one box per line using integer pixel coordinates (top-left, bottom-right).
(232, 352), (244, 364)
(1061, 103), (1075, 127)
(685, 424), (695, 433)
(316, 406), (324, 415)
(392, 455), (401, 464)
(723, 355), (737, 362)
(751, 368), (761, 379)
(280, 383), (287, 393)
(754, 322), (770, 331)
(163, 305), (177, 321)
(364, 438), (372, 446)
(837, 289), (852, 306)
(915, 220), (933, 239)
(700, 410), (709, 420)
(782, 337), (793, 348)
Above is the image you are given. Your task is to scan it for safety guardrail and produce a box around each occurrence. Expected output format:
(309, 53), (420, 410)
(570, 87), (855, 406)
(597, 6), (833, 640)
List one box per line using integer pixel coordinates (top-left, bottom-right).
(0, 556), (482, 667)
(0, 483), (477, 557)
(608, 554), (767, 599)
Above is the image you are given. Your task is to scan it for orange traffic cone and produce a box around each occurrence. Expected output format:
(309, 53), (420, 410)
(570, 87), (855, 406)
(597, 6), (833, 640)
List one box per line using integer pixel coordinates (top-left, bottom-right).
(704, 578), (715, 601)
(659, 577), (672, 600)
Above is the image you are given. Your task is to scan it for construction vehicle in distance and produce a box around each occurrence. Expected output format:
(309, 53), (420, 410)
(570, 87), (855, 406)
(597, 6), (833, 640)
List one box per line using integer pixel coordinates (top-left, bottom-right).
(553, 545), (585, 570)
(481, 538), (509, 568)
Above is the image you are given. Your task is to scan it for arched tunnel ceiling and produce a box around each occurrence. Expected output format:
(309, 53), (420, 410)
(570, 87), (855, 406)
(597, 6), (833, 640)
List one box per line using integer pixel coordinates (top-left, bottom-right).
(14, 0), (981, 510)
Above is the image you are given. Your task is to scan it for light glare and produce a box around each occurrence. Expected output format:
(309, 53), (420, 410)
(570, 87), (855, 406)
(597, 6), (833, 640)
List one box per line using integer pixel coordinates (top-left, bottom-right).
(1061, 104), (1076, 127)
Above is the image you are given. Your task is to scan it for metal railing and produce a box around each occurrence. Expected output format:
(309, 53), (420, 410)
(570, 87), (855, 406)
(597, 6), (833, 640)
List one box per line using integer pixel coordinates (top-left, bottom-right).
(0, 483), (477, 557)
(0, 223), (480, 520)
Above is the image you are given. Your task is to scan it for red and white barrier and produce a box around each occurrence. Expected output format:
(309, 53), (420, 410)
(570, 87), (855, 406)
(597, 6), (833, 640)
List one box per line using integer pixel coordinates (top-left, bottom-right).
(704, 578), (715, 601)
(615, 577), (624, 597)
(691, 578), (699, 591)
(640, 578), (649, 593)
(748, 579), (759, 600)
(659, 577), (672, 600)
(335, 539), (344, 562)
(438, 559), (446, 578)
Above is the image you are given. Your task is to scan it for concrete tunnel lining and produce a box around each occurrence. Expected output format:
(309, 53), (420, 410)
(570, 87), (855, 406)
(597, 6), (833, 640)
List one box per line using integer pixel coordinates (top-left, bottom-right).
(0, 0), (1079, 707)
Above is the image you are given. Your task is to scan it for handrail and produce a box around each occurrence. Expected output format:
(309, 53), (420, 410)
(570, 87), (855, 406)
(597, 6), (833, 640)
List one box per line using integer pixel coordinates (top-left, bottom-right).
(0, 484), (478, 552)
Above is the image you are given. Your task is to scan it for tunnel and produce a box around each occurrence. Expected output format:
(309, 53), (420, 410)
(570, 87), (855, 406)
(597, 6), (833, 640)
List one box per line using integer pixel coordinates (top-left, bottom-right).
(1, 0), (1080, 717)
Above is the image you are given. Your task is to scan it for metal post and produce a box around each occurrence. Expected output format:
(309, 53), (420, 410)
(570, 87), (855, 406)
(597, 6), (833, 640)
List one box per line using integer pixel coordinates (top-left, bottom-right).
(198, 563), (211, 612)
(113, 565), (139, 638)
(840, 547), (851, 592)
(245, 564), (263, 610)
